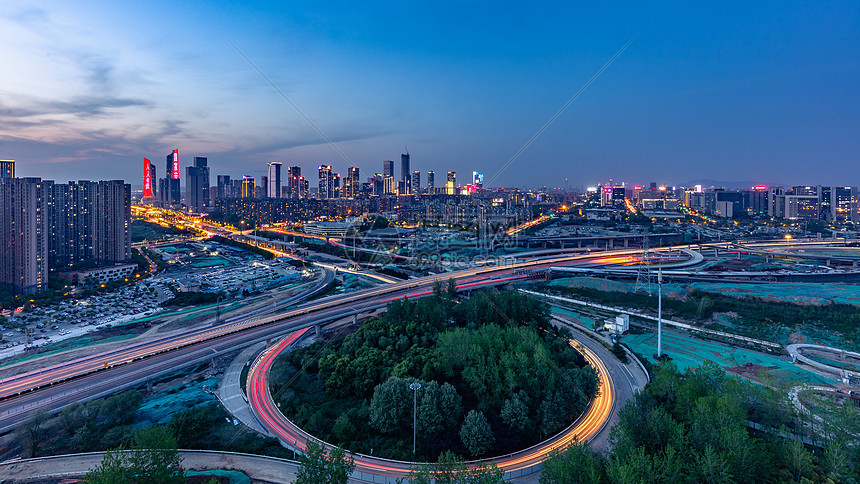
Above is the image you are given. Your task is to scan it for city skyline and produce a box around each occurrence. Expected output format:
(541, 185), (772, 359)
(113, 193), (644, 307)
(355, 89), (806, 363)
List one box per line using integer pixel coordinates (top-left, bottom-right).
(1, 1), (859, 187)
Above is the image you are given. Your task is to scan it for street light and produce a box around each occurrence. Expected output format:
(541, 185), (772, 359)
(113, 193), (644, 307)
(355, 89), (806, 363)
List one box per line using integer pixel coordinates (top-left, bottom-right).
(409, 381), (421, 455)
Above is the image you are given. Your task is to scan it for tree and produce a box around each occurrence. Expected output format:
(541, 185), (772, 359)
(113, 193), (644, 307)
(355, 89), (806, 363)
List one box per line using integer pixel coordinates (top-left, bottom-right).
(460, 410), (494, 457)
(501, 393), (530, 431)
(447, 278), (458, 299)
(406, 451), (504, 484)
(18, 408), (49, 458)
(295, 441), (355, 484)
(539, 440), (604, 484)
(84, 426), (183, 484)
(369, 377), (412, 433)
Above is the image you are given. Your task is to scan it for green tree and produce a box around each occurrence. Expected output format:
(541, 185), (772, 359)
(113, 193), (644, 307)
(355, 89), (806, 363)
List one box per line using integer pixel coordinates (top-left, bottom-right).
(539, 439), (604, 484)
(447, 278), (458, 299)
(460, 410), (494, 457)
(406, 451), (504, 484)
(84, 426), (183, 484)
(295, 441), (355, 484)
(501, 392), (530, 431)
(369, 377), (412, 433)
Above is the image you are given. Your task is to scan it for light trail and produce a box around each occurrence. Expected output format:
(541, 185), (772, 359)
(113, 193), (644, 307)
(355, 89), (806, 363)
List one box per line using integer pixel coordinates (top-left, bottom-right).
(246, 327), (614, 477)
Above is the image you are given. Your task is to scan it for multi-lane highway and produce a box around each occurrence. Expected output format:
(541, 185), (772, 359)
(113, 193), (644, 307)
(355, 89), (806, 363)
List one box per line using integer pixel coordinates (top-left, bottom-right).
(0, 253), (622, 428)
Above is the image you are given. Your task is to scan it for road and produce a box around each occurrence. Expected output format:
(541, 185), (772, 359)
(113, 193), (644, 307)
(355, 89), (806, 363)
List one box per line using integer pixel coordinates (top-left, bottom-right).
(244, 317), (642, 480)
(0, 249), (689, 435)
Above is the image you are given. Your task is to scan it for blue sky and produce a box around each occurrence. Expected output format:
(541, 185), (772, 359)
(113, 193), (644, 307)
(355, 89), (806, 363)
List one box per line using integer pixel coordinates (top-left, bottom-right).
(1, 1), (858, 188)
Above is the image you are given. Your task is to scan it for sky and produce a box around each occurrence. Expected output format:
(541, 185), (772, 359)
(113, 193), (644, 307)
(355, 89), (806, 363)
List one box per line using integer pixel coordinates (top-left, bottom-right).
(1, 1), (858, 189)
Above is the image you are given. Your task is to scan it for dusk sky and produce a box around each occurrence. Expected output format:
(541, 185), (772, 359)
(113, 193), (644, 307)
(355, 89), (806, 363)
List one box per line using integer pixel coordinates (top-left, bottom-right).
(1, 1), (858, 189)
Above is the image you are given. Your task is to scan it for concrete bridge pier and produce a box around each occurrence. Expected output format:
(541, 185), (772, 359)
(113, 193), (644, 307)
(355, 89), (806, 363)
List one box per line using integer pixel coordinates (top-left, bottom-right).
(315, 324), (321, 337)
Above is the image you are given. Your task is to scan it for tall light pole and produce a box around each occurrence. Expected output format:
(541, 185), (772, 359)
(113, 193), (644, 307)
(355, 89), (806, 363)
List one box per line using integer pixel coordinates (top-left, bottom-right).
(409, 381), (421, 455)
(657, 268), (663, 358)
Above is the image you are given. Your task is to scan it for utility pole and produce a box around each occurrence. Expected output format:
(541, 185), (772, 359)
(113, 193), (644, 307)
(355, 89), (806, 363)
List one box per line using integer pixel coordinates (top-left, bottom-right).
(410, 381), (421, 455)
(657, 268), (663, 358)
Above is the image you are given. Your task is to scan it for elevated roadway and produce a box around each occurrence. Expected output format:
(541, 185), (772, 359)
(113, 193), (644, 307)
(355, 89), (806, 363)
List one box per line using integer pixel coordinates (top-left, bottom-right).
(0, 252), (648, 432)
(246, 326), (617, 481)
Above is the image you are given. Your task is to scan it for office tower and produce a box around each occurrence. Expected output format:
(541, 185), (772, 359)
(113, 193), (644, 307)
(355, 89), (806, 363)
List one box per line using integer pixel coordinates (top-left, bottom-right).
(0, 177), (48, 294)
(217, 175), (231, 199)
(143, 158), (155, 198)
(267, 162), (282, 198)
(832, 186), (856, 223)
(186, 157), (209, 213)
(0, 160), (13, 178)
(383, 175), (395, 195)
(346, 166), (360, 199)
(472, 171), (483, 188)
(411, 171), (421, 195)
(297, 177), (309, 199)
(241, 176), (255, 198)
(401, 152), (411, 194)
(427, 171), (435, 194)
(167, 149), (181, 204)
(260, 176), (268, 199)
(383, 160), (394, 179)
(287, 166), (302, 198)
(333, 172), (341, 198)
(370, 174), (383, 196)
(318, 165), (334, 199)
(446, 171), (457, 195)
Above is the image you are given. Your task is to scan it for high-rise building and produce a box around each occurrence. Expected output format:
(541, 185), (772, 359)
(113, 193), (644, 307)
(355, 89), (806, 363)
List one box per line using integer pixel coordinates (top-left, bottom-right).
(318, 165), (334, 199)
(401, 152), (411, 194)
(216, 175), (231, 199)
(143, 158), (155, 199)
(0, 160), (13, 179)
(346, 167), (360, 199)
(383, 160), (394, 179)
(94, 180), (131, 263)
(370, 173), (384, 196)
(267, 162), (282, 198)
(46, 180), (131, 268)
(383, 174), (395, 195)
(297, 176), (309, 199)
(832, 186), (856, 223)
(333, 172), (341, 198)
(0, 177), (48, 294)
(160, 149), (181, 206)
(472, 171), (484, 188)
(241, 176), (255, 198)
(411, 171), (421, 195)
(427, 171), (435, 194)
(287, 166), (302, 198)
(186, 157), (209, 213)
(446, 171), (457, 195)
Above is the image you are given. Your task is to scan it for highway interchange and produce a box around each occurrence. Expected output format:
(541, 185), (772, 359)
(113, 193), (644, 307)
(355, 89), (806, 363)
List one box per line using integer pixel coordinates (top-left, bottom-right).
(0, 238), (850, 480)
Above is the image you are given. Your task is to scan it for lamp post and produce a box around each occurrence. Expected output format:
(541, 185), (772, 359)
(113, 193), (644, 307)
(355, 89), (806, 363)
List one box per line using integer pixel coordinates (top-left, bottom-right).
(409, 381), (421, 455)
(657, 268), (663, 358)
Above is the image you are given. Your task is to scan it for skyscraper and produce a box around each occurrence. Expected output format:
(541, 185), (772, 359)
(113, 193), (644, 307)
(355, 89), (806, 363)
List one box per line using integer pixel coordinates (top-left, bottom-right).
(318, 165), (334, 199)
(1, 160), (15, 178)
(346, 167), (360, 199)
(287, 166), (302, 198)
(160, 149), (181, 206)
(46, 180), (131, 268)
(143, 158), (155, 198)
(217, 175), (231, 199)
(0, 177), (48, 294)
(446, 171), (456, 195)
(241, 176), (255, 199)
(267, 162), (282, 198)
(186, 157), (209, 213)
(401, 152), (411, 194)
(411, 171), (421, 195)
(383, 160), (394, 179)
(472, 171), (483, 188)
(93, 180), (131, 264)
(427, 171), (435, 194)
